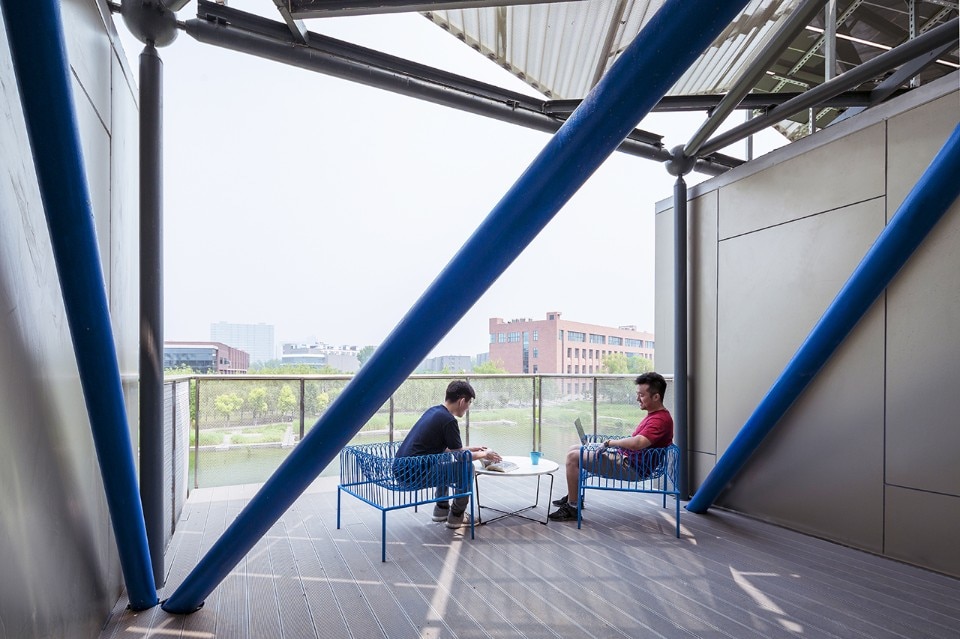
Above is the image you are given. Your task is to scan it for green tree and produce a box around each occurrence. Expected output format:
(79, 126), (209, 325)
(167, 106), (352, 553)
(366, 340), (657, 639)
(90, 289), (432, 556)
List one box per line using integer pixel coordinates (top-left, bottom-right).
(627, 355), (653, 374)
(276, 385), (298, 419)
(247, 387), (268, 423)
(164, 364), (195, 377)
(213, 393), (244, 427)
(252, 363), (344, 375)
(601, 352), (629, 374)
(315, 391), (331, 413)
(472, 359), (508, 374)
(357, 345), (376, 366)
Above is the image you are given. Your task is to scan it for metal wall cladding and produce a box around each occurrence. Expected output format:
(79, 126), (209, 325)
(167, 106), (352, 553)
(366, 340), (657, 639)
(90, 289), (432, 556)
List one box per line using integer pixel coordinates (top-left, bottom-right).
(422, 0), (803, 99)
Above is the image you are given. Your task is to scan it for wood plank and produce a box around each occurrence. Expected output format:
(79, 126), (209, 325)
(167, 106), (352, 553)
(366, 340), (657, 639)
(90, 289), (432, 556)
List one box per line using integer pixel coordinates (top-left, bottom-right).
(99, 477), (960, 639)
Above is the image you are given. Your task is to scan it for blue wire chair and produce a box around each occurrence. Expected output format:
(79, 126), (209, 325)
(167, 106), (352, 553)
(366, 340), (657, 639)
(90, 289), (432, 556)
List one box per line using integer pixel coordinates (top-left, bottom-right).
(577, 438), (681, 537)
(338, 442), (474, 561)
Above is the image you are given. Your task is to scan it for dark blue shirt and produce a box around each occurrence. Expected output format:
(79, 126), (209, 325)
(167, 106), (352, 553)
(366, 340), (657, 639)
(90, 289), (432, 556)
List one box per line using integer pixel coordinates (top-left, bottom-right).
(395, 405), (462, 457)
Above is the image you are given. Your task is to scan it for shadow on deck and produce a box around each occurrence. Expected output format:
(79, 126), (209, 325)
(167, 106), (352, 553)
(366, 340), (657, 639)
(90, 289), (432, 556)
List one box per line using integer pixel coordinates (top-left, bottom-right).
(101, 474), (960, 638)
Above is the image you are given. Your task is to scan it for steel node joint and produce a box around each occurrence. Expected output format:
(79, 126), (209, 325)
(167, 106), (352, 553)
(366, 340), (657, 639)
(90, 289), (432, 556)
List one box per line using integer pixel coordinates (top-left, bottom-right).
(120, 0), (179, 47)
(665, 145), (697, 177)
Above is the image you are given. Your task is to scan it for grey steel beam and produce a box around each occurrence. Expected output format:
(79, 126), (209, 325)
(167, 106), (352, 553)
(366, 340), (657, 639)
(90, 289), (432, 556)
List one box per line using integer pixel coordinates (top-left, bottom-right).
(853, 4), (911, 41)
(824, 0), (837, 81)
(831, 39), (958, 124)
(698, 17), (958, 156)
(289, 0), (578, 19)
(184, 8), (738, 174)
(590, 0), (629, 89)
(672, 175), (689, 500)
(771, 0), (862, 93)
(683, 0), (829, 158)
(139, 42), (165, 589)
(270, 0), (308, 44)
(545, 90), (895, 115)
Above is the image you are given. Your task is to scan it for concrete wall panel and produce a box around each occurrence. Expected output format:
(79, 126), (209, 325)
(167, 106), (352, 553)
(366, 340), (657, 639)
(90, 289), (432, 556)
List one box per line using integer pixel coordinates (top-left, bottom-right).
(718, 123), (885, 240)
(885, 199), (960, 496)
(62, 0), (112, 129)
(654, 204), (675, 374)
(689, 191), (718, 457)
(0, 2), (139, 636)
(886, 93), (960, 215)
(660, 73), (960, 574)
(885, 486), (960, 576)
(714, 199), (887, 547)
(74, 73), (112, 293)
(716, 199), (886, 449)
(885, 92), (960, 497)
(720, 305), (886, 549)
(110, 50), (140, 384)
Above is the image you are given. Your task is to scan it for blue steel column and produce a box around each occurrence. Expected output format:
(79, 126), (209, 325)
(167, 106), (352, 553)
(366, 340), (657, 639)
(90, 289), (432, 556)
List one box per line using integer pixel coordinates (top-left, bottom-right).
(687, 123), (960, 514)
(162, 0), (751, 613)
(1, 0), (158, 609)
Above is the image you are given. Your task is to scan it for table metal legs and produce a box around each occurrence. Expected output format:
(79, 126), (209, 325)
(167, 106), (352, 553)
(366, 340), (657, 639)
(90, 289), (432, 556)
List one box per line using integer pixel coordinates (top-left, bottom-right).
(475, 473), (555, 525)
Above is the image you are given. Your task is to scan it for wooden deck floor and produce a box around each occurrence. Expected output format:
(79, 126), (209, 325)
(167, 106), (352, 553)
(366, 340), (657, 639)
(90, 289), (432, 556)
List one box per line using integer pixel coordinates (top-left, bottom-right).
(100, 475), (960, 639)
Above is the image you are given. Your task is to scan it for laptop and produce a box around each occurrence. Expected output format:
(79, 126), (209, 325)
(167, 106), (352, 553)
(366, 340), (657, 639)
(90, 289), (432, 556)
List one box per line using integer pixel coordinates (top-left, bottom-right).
(575, 418), (609, 452)
(574, 417), (588, 444)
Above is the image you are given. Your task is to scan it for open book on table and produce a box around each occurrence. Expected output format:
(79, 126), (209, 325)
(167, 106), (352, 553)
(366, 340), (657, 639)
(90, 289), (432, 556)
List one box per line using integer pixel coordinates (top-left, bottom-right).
(480, 459), (519, 473)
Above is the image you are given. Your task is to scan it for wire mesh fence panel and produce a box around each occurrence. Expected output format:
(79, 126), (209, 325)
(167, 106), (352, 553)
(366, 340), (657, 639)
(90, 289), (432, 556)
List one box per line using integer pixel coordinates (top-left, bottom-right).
(184, 374), (645, 489)
(538, 376), (596, 464)
(595, 377), (644, 437)
(465, 376), (536, 456)
(193, 377), (304, 488)
(302, 377), (352, 436)
(391, 377), (451, 438)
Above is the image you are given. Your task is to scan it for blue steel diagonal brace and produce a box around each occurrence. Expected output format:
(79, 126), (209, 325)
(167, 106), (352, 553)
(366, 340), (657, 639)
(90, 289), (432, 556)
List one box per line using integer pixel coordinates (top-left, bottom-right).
(0, 0), (158, 609)
(687, 122), (960, 514)
(161, 0), (752, 614)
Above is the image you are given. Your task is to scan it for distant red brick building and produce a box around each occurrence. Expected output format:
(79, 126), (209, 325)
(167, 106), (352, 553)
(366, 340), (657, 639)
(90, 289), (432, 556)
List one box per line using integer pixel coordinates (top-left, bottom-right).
(163, 341), (250, 374)
(488, 312), (654, 374)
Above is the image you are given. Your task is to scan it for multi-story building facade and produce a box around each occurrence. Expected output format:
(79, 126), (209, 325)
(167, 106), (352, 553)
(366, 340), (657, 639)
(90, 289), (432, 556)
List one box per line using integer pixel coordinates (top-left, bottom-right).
(281, 342), (361, 373)
(164, 341), (250, 374)
(488, 312), (654, 375)
(210, 321), (275, 364)
(419, 355), (472, 373)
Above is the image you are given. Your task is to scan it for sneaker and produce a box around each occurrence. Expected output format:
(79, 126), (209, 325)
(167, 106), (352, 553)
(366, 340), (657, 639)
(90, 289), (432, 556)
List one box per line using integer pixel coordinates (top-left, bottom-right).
(446, 511), (472, 529)
(548, 502), (579, 521)
(432, 504), (450, 522)
(551, 494), (584, 509)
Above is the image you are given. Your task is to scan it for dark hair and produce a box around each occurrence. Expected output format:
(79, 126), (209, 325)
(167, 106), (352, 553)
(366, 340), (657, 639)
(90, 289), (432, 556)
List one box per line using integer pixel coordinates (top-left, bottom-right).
(635, 372), (667, 400)
(445, 380), (476, 403)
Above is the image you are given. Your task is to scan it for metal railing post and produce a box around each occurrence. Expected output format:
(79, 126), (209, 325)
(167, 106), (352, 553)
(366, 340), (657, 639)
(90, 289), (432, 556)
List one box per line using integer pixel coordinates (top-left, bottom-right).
(299, 378), (306, 441)
(592, 376), (598, 435)
(193, 379), (201, 490)
(170, 380), (176, 537)
(389, 396), (395, 443)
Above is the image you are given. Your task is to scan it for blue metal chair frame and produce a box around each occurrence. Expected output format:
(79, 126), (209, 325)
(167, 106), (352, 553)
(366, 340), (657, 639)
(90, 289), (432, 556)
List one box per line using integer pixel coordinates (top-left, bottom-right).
(577, 439), (681, 537)
(338, 442), (475, 561)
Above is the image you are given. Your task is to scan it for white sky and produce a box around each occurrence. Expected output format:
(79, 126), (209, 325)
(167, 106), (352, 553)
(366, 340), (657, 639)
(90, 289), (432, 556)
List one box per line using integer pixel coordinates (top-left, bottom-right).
(119, 4), (786, 358)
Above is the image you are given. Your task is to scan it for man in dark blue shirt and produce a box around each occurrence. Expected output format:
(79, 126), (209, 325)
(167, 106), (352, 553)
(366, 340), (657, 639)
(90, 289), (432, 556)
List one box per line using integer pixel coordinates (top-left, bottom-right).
(396, 380), (501, 528)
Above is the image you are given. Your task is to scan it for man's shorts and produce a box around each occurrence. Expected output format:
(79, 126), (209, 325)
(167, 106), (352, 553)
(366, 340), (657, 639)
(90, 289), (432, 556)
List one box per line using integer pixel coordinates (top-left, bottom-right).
(580, 448), (645, 482)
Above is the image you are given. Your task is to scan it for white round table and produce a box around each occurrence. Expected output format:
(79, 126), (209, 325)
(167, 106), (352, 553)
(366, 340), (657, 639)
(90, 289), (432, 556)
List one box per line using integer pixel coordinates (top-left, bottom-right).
(473, 455), (560, 525)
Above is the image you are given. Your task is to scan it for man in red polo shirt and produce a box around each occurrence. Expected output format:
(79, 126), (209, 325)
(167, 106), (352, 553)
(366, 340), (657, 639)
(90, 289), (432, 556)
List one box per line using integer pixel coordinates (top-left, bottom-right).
(549, 371), (673, 521)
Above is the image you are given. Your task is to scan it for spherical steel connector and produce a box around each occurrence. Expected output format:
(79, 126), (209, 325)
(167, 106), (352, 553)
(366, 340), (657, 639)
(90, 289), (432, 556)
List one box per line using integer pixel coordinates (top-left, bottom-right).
(120, 0), (178, 47)
(664, 145), (696, 177)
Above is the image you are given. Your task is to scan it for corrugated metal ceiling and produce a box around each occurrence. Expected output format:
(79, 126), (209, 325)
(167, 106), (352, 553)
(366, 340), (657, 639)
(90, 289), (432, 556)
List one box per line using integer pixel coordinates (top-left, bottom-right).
(421, 0), (958, 139)
(422, 1), (805, 99)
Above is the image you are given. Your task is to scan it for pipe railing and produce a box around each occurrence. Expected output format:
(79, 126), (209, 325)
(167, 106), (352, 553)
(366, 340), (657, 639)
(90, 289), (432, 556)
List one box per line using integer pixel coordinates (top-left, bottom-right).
(173, 373), (668, 488)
